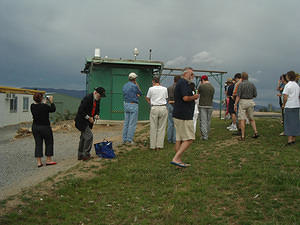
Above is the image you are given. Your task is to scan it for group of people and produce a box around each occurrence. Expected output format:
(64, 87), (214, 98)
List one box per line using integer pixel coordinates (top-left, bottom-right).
(30, 69), (299, 168)
(225, 72), (259, 141)
(31, 87), (107, 167)
(121, 68), (215, 168)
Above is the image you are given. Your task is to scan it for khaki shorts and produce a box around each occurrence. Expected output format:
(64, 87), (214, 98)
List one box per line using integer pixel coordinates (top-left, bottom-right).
(174, 118), (195, 141)
(238, 99), (255, 120)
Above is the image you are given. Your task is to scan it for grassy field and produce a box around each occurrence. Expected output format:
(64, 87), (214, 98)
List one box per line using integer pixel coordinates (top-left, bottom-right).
(1, 118), (299, 224)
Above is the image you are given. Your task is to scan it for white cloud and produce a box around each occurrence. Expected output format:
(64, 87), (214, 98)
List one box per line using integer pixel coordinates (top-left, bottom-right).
(249, 77), (259, 83)
(165, 56), (187, 67)
(249, 70), (262, 83)
(191, 51), (223, 66)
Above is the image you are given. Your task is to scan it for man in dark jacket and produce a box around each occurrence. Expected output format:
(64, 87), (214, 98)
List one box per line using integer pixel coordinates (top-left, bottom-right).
(75, 87), (106, 160)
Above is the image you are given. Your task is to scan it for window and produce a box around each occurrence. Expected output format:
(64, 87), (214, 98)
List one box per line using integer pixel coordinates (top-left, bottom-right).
(10, 96), (18, 113)
(23, 97), (29, 112)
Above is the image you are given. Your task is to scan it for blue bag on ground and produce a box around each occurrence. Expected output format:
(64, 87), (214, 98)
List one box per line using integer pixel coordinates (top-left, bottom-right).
(94, 140), (116, 158)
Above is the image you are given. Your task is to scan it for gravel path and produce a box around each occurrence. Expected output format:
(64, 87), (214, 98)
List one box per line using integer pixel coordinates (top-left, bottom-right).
(0, 123), (123, 200)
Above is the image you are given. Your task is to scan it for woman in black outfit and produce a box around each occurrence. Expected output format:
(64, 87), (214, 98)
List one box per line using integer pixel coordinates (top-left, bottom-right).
(31, 93), (56, 167)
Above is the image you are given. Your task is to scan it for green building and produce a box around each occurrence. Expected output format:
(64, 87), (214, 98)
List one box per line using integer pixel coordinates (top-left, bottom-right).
(81, 57), (163, 121)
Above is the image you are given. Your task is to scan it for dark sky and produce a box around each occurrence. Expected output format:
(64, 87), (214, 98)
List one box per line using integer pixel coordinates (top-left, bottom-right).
(1, 0), (299, 106)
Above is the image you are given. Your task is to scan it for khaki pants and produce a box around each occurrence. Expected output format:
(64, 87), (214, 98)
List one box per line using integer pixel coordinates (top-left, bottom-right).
(173, 118), (195, 141)
(238, 99), (255, 120)
(150, 106), (168, 149)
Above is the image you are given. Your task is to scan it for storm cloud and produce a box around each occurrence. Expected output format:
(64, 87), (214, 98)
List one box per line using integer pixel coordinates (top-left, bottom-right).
(1, 0), (299, 106)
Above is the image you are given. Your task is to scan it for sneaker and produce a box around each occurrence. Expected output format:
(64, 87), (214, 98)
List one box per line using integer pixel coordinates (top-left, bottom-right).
(226, 124), (233, 129)
(229, 125), (238, 131)
(128, 141), (136, 146)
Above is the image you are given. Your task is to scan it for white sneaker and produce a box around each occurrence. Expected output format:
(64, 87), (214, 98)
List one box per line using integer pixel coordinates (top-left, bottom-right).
(227, 124), (233, 129)
(229, 125), (238, 131)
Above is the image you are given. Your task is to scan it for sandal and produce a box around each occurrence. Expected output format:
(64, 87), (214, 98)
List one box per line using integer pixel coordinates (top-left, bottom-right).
(285, 142), (295, 146)
(252, 133), (260, 138)
(238, 136), (245, 141)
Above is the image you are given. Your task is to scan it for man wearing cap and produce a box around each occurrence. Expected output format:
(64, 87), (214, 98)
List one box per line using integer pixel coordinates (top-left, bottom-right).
(232, 73), (242, 135)
(122, 72), (142, 144)
(75, 87), (106, 160)
(226, 78), (238, 131)
(197, 75), (215, 140)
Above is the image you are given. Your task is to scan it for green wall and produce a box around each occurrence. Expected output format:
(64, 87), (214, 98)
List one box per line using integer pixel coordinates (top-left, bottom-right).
(87, 65), (154, 120)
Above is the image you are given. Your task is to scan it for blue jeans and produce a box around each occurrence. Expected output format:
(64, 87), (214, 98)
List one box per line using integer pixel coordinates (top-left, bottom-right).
(122, 103), (138, 142)
(167, 104), (176, 143)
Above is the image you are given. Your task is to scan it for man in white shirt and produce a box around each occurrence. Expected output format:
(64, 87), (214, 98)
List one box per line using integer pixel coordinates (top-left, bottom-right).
(146, 77), (168, 149)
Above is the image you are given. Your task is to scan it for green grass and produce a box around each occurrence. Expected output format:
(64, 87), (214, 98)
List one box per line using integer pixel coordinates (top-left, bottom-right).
(1, 118), (300, 224)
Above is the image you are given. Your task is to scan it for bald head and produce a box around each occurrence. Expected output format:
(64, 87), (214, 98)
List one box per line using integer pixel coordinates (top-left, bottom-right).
(182, 67), (194, 81)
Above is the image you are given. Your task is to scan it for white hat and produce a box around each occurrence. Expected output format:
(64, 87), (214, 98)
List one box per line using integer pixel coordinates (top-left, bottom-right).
(128, 72), (138, 79)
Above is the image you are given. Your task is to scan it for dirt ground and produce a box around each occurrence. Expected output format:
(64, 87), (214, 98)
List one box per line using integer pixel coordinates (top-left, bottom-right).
(0, 120), (149, 216)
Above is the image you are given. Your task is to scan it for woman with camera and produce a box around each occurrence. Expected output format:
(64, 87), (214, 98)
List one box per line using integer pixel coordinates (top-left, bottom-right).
(31, 93), (56, 167)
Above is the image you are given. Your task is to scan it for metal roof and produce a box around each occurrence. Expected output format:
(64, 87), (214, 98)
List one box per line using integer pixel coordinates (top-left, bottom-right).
(88, 57), (163, 66)
(82, 57), (164, 74)
(0, 86), (46, 95)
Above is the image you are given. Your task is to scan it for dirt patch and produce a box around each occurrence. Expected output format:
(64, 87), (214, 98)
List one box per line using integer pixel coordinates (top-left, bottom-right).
(0, 122), (150, 216)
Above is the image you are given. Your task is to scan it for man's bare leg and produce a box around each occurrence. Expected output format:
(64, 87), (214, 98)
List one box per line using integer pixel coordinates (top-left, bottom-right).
(172, 140), (193, 163)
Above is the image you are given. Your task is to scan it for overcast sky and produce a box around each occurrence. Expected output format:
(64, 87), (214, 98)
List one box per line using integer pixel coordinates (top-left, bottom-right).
(1, 0), (299, 106)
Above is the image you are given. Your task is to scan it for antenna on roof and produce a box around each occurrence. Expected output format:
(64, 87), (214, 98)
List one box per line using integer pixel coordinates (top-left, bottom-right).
(149, 49), (152, 60)
(133, 48), (139, 60)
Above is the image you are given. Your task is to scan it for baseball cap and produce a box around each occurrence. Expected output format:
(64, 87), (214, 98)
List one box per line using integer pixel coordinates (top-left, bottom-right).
(128, 72), (138, 79)
(226, 78), (233, 83)
(201, 75), (208, 81)
(94, 87), (106, 97)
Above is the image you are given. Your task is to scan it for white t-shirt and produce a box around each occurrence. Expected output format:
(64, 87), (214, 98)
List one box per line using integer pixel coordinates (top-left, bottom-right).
(282, 81), (300, 108)
(146, 85), (168, 105)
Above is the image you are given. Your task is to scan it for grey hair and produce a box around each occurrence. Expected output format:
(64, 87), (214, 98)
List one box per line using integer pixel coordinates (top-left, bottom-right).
(183, 67), (193, 74)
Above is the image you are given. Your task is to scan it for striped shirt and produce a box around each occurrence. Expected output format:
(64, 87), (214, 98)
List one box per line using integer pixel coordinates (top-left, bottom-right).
(237, 80), (257, 99)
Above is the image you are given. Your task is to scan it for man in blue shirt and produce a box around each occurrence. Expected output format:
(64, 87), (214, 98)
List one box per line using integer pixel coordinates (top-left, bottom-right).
(122, 72), (142, 144)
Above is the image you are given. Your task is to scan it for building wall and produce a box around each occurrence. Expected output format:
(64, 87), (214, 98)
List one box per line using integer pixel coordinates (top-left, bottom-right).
(87, 65), (153, 120)
(0, 93), (35, 127)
